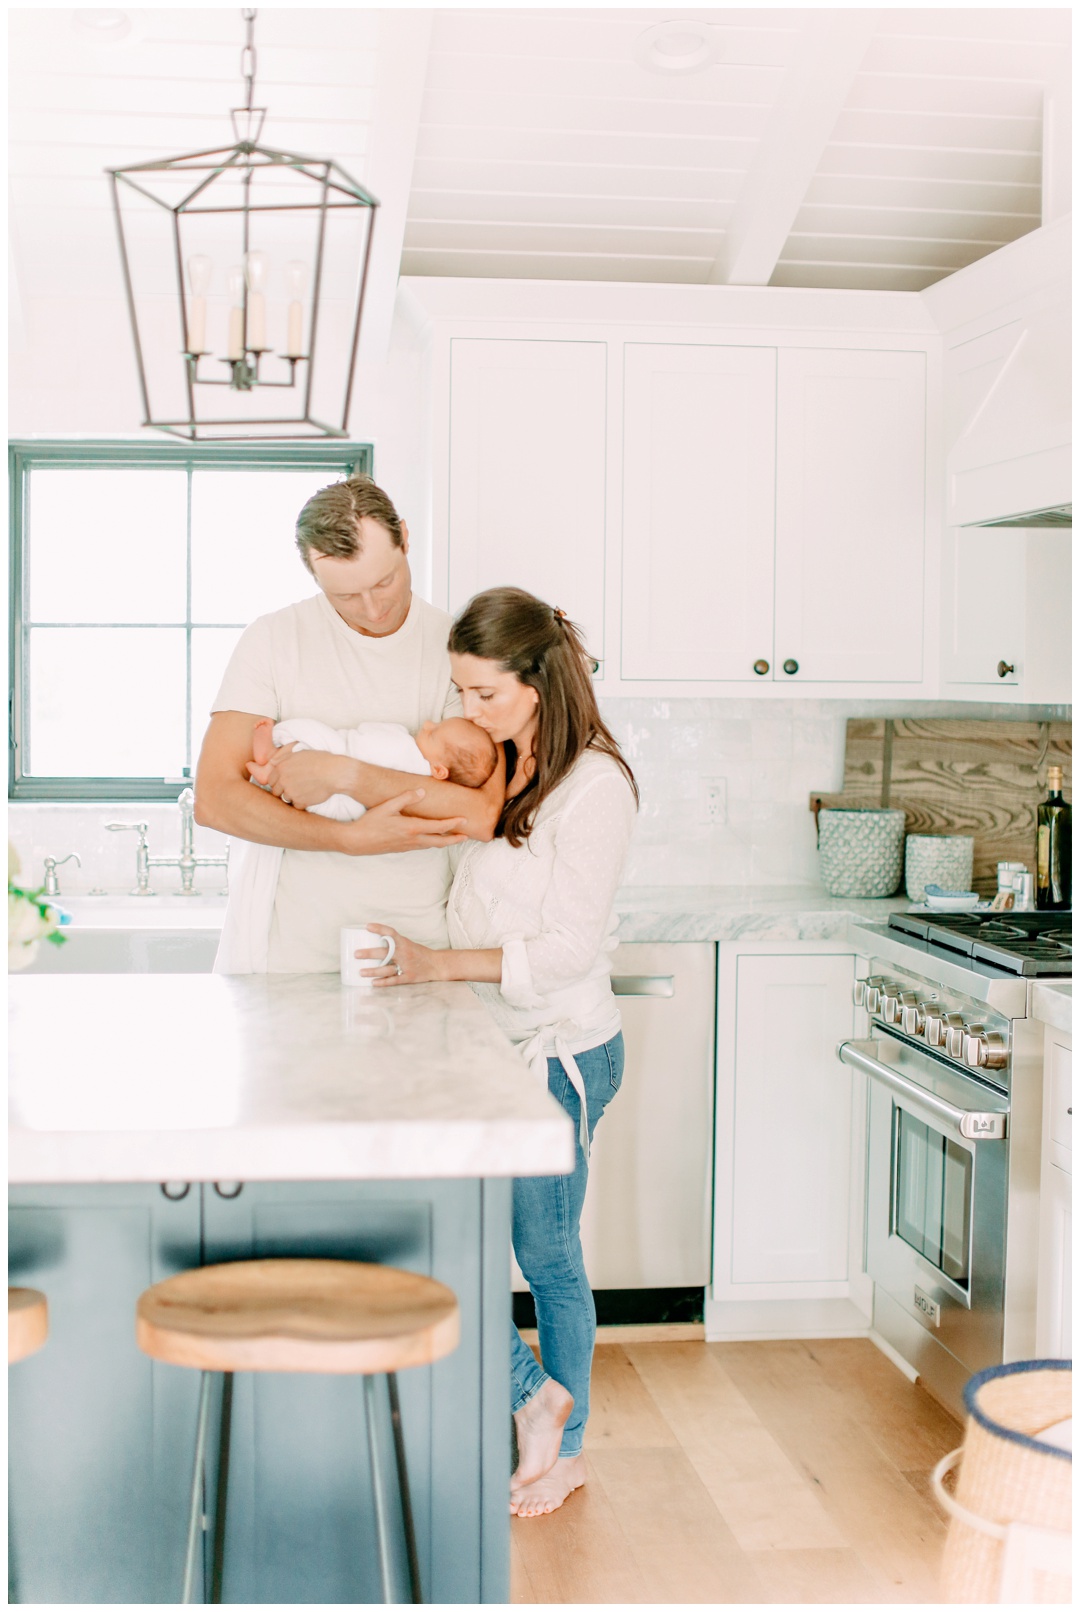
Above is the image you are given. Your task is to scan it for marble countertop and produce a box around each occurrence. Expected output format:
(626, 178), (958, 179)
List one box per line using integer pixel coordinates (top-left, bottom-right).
(57, 884), (911, 942)
(9, 975), (574, 1186)
(1030, 981), (1072, 1034)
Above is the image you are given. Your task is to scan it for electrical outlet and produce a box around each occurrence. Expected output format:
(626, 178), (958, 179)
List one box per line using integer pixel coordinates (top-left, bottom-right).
(700, 777), (727, 825)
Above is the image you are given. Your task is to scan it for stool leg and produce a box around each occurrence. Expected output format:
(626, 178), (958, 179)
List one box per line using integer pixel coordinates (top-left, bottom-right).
(364, 1374), (395, 1603)
(209, 1372), (234, 1604)
(182, 1372), (213, 1604)
(387, 1374), (423, 1604)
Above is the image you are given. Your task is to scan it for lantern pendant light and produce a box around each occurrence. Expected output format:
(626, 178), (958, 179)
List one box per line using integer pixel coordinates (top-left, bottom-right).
(107, 9), (378, 440)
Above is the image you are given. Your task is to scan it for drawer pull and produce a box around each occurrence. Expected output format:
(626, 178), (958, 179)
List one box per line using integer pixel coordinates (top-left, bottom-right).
(612, 975), (675, 998)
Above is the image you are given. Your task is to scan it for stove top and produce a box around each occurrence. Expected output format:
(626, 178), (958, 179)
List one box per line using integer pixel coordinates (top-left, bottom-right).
(888, 910), (1072, 977)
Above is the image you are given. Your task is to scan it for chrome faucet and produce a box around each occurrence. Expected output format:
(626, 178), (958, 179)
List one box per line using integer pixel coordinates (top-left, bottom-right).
(42, 852), (80, 897)
(106, 790), (229, 896)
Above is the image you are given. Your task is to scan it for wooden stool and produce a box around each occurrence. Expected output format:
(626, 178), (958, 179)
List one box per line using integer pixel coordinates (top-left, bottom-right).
(136, 1258), (459, 1605)
(8, 1288), (48, 1366)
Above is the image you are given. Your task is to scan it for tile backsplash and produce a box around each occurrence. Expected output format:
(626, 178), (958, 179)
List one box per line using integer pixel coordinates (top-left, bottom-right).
(8, 698), (1070, 895)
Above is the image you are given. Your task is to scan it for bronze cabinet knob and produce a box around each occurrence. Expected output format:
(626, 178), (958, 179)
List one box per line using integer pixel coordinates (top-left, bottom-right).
(753, 659), (770, 676)
(997, 660), (1015, 678)
(783, 659), (799, 675)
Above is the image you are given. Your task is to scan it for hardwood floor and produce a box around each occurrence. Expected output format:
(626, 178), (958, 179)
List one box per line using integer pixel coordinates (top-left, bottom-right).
(510, 1338), (960, 1604)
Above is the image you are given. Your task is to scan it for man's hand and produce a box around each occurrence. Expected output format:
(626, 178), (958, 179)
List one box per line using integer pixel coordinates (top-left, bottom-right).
(250, 743), (352, 809)
(338, 791), (468, 855)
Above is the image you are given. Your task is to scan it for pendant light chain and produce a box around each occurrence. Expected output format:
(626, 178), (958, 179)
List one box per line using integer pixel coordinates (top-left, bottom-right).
(241, 9), (258, 116)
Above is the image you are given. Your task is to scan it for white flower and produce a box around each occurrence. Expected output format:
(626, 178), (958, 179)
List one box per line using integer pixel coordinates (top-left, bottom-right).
(8, 842), (64, 971)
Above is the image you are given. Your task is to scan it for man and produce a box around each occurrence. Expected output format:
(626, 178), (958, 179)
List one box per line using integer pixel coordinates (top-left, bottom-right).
(195, 474), (501, 972)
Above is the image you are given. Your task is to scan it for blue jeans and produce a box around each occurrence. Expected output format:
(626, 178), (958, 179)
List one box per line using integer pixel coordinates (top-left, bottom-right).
(510, 1032), (624, 1460)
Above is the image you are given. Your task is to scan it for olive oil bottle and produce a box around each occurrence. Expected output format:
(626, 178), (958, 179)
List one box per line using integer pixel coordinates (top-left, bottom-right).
(1036, 765), (1071, 910)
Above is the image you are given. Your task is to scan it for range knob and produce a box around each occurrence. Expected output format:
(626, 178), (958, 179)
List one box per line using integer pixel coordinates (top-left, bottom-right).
(901, 999), (932, 1037)
(853, 978), (867, 1007)
(963, 1027), (1009, 1071)
(864, 977), (892, 1014)
(926, 1009), (962, 1051)
(884, 989), (919, 1027)
(945, 1017), (970, 1060)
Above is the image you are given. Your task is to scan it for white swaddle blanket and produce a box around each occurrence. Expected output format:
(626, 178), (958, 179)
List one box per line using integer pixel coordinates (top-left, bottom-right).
(214, 718), (430, 974)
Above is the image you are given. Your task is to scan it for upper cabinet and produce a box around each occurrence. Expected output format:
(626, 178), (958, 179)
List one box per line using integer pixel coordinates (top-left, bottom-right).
(403, 270), (1068, 702)
(621, 343), (776, 682)
(446, 338), (608, 667)
(774, 349), (926, 685)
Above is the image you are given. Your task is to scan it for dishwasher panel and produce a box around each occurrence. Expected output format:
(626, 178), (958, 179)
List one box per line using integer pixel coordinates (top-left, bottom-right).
(512, 941), (716, 1291)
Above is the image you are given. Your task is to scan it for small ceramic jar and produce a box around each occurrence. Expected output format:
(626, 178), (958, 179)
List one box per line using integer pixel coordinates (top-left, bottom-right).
(904, 835), (975, 902)
(818, 808), (906, 898)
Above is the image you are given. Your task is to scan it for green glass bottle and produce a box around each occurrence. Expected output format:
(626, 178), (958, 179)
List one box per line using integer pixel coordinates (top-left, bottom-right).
(1036, 765), (1071, 911)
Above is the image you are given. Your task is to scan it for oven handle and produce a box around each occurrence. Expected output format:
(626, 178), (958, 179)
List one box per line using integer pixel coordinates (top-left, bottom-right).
(837, 1040), (1008, 1142)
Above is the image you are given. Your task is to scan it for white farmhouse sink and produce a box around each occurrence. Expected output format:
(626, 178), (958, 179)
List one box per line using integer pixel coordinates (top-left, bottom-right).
(25, 896), (224, 974)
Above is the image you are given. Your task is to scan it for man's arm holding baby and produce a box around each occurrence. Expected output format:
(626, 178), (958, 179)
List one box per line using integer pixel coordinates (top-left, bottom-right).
(251, 740), (504, 842)
(194, 711), (469, 853)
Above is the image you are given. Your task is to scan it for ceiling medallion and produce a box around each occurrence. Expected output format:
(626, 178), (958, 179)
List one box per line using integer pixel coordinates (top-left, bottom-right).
(106, 8), (378, 441)
(633, 20), (723, 75)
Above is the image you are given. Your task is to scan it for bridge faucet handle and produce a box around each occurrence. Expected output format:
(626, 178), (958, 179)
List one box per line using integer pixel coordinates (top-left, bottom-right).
(105, 820), (149, 841)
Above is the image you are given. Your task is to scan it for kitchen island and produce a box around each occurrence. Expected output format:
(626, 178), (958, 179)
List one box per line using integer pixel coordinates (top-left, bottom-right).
(9, 974), (573, 1605)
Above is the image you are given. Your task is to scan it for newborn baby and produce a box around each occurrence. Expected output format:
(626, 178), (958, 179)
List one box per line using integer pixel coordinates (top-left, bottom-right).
(247, 714), (497, 821)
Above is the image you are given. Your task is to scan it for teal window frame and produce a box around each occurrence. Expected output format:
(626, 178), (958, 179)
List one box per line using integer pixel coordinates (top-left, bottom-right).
(9, 439), (372, 801)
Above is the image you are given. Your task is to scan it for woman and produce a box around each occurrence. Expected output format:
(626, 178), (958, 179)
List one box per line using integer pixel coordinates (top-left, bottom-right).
(358, 587), (638, 1518)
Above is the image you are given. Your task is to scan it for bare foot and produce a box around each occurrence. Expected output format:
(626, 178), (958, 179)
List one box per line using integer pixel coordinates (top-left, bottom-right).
(510, 1454), (586, 1518)
(252, 717), (276, 766)
(512, 1378), (573, 1489)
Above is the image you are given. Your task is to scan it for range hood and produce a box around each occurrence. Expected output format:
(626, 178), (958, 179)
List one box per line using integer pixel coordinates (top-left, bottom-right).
(967, 503), (1072, 529)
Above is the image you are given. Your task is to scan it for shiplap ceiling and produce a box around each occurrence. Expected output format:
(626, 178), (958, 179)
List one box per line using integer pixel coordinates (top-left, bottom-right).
(7, 4), (1071, 320)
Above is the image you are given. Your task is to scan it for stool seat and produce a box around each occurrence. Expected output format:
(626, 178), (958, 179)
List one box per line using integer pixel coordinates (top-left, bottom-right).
(136, 1258), (460, 1376)
(9, 1287), (48, 1365)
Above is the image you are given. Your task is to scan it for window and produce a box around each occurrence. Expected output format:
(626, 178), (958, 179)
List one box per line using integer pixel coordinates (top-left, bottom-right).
(9, 440), (371, 800)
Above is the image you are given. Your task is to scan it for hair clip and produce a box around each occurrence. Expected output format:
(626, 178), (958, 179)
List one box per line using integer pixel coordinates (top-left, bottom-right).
(553, 607), (567, 620)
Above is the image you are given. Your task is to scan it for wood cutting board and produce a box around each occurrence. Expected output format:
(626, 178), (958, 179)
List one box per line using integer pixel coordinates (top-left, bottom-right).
(811, 719), (1072, 897)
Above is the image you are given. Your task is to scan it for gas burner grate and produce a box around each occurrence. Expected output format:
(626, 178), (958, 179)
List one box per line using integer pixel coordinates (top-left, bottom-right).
(888, 909), (1073, 976)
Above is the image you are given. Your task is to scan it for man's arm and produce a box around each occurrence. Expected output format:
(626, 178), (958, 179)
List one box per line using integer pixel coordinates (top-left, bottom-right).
(194, 712), (468, 853)
(253, 742), (505, 842)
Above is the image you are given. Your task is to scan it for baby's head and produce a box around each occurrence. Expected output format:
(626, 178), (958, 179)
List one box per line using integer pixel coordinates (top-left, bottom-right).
(415, 718), (498, 789)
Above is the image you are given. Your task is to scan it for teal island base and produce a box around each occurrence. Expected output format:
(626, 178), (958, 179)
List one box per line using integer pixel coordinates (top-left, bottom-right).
(9, 1177), (512, 1604)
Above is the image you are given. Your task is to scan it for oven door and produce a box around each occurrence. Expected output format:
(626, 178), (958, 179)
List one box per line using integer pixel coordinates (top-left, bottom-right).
(841, 1035), (1009, 1377)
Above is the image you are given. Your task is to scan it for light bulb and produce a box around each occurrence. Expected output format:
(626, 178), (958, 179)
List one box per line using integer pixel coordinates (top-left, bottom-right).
(185, 255), (212, 355)
(244, 251), (267, 293)
(284, 260), (307, 358)
(227, 265), (245, 359)
(187, 255), (212, 296)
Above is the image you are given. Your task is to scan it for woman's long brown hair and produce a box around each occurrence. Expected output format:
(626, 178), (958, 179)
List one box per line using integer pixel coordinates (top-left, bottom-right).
(448, 587), (638, 847)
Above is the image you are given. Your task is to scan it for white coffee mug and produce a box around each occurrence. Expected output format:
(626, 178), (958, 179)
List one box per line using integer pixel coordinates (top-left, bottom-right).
(340, 925), (396, 989)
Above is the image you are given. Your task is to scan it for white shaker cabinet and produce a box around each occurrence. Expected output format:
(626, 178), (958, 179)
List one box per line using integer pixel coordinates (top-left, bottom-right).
(446, 338), (607, 665)
(620, 344), (776, 681)
(711, 947), (862, 1316)
(941, 525), (1072, 701)
(774, 348), (927, 684)
(1036, 1025), (1072, 1359)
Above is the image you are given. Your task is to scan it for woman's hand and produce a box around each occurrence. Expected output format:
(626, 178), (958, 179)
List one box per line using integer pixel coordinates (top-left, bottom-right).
(356, 924), (447, 987)
(247, 744), (355, 808)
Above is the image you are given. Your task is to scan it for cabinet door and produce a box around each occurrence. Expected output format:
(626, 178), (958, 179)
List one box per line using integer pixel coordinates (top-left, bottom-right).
(1036, 1163), (1072, 1359)
(8, 1184), (203, 1605)
(942, 526), (1023, 685)
(774, 348), (926, 683)
(725, 953), (855, 1288)
(448, 339), (607, 665)
(621, 343), (776, 681)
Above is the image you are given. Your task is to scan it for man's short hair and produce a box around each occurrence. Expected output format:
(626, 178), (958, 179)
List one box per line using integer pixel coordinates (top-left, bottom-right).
(295, 474), (404, 572)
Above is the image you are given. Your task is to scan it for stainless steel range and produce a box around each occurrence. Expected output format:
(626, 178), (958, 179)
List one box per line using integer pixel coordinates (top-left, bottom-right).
(840, 910), (1071, 1418)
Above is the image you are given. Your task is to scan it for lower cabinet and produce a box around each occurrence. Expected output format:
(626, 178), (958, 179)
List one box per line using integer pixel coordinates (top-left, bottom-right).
(709, 945), (867, 1336)
(1036, 1026), (1072, 1358)
(8, 1178), (511, 1605)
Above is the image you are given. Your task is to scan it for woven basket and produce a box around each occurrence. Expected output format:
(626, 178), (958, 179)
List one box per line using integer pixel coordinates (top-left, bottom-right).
(933, 1360), (1072, 1603)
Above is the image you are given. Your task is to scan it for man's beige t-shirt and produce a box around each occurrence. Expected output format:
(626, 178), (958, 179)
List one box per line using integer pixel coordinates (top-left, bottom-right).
(212, 590), (461, 971)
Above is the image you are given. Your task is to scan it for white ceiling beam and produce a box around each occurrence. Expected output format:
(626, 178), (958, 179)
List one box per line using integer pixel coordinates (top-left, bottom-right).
(708, 10), (878, 286)
(353, 8), (433, 371)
